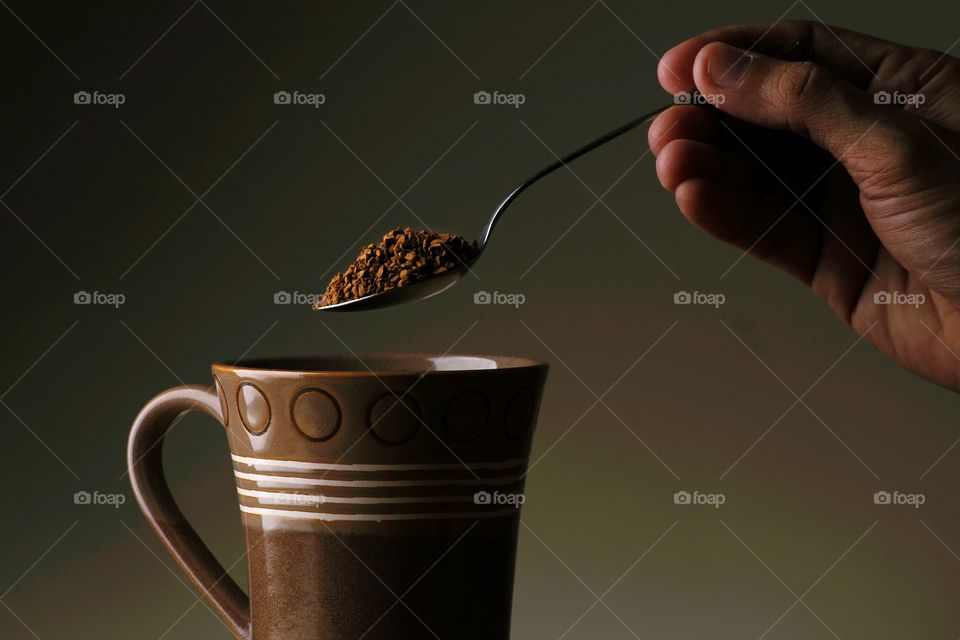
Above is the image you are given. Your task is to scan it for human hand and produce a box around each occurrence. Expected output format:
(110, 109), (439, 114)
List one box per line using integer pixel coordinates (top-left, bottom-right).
(651, 20), (960, 391)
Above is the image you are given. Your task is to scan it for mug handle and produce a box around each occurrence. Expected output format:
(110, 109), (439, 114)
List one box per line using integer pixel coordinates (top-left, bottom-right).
(127, 384), (251, 640)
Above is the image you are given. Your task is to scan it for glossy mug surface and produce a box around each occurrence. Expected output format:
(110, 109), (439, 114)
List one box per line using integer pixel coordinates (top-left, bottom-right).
(127, 354), (548, 639)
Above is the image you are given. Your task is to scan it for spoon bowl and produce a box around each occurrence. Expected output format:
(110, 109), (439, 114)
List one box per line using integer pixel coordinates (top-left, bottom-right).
(318, 260), (474, 311)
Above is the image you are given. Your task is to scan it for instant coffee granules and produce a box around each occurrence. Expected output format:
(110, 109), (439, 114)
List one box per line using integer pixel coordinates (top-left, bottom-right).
(314, 227), (478, 308)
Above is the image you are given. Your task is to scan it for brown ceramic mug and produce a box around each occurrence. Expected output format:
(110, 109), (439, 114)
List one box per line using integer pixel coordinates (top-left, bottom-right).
(127, 354), (548, 639)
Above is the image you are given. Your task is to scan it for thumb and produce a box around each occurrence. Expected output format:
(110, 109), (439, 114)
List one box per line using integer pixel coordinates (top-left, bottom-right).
(692, 42), (907, 174)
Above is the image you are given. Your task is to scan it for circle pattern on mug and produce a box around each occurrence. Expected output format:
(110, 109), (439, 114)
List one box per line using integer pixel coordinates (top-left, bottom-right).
(444, 391), (488, 443)
(237, 382), (270, 435)
(292, 388), (341, 441)
(214, 377), (229, 426)
(504, 389), (534, 440)
(369, 393), (420, 444)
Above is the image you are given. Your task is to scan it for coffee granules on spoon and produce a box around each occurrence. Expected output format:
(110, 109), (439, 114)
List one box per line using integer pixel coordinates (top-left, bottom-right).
(314, 227), (478, 308)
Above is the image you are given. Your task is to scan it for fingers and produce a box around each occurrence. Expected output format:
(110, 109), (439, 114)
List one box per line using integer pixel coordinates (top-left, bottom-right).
(649, 107), (824, 282)
(658, 20), (900, 94)
(673, 178), (822, 283)
(651, 125), (880, 305)
(647, 105), (721, 155)
(655, 139), (758, 191)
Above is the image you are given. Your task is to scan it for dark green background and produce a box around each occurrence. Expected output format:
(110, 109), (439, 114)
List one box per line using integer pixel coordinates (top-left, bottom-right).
(2, 1), (959, 638)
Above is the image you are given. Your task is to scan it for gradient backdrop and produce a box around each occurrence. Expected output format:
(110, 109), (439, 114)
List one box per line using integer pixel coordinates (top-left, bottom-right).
(2, 1), (959, 638)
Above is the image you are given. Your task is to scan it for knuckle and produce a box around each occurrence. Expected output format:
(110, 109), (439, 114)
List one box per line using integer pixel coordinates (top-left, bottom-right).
(778, 19), (817, 42)
(915, 48), (960, 85)
(913, 48), (943, 70)
(773, 61), (830, 108)
(914, 48), (950, 71)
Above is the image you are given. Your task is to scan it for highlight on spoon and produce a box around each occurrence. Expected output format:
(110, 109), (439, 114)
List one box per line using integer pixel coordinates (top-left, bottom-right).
(313, 227), (479, 311)
(315, 268), (468, 311)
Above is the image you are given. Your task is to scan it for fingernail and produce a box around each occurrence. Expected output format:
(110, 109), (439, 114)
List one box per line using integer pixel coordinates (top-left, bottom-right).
(708, 44), (753, 88)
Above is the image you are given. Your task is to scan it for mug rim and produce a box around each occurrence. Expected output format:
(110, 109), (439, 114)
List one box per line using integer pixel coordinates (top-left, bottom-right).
(212, 353), (548, 378)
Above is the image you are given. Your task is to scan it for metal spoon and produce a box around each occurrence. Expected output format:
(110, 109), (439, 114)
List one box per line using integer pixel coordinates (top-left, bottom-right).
(318, 104), (671, 311)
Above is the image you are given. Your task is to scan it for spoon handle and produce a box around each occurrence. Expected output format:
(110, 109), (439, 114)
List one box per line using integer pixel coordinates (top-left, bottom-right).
(478, 103), (672, 248)
(476, 39), (810, 250)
